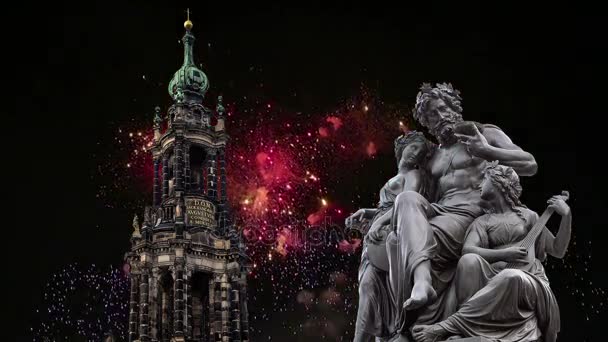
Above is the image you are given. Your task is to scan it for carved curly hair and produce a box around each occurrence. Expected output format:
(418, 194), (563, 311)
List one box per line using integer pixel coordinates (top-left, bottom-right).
(413, 83), (464, 128)
(484, 161), (527, 219)
(393, 130), (435, 166)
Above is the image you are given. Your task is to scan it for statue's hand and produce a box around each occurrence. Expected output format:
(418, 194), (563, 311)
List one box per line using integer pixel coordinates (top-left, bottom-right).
(492, 261), (508, 271)
(501, 246), (528, 263)
(345, 209), (366, 227)
(366, 229), (382, 244)
(548, 195), (571, 216)
(365, 222), (389, 244)
(454, 124), (490, 157)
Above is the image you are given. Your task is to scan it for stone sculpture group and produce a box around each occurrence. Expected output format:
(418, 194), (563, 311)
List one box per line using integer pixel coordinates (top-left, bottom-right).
(346, 83), (572, 342)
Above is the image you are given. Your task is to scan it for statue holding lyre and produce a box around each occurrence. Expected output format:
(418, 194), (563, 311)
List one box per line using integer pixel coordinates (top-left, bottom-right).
(413, 162), (571, 342)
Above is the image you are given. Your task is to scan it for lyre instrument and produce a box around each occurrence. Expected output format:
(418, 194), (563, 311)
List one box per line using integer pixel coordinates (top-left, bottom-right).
(502, 191), (570, 270)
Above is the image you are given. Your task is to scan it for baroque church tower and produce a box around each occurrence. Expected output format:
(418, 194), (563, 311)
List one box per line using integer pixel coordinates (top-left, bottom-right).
(125, 13), (249, 342)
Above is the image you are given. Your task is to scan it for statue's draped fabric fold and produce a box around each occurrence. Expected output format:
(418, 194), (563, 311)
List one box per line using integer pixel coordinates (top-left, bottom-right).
(434, 212), (560, 342)
(388, 191), (483, 333)
(354, 182), (400, 337)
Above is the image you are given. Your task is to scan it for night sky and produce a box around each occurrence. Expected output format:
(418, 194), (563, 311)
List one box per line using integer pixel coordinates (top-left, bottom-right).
(11, 3), (606, 341)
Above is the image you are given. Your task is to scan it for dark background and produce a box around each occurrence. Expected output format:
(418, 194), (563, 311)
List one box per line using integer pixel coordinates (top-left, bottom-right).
(10, 2), (605, 341)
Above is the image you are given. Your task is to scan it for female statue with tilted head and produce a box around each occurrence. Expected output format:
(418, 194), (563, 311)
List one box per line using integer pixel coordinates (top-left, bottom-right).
(412, 162), (571, 342)
(345, 130), (435, 342)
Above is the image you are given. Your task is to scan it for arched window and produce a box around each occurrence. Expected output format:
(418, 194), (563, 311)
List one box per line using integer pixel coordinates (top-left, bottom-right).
(158, 271), (174, 340)
(189, 145), (207, 195)
(191, 272), (211, 340)
(167, 152), (175, 196)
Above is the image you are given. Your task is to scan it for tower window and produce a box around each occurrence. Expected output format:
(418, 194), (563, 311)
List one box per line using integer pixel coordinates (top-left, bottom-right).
(189, 145), (207, 195)
(168, 152), (175, 196)
(191, 273), (211, 339)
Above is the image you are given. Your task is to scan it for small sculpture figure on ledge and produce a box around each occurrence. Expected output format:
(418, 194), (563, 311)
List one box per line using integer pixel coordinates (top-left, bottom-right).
(155, 206), (163, 227)
(143, 206), (152, 226)
(348, 83), (569, 342)
(132, 214), (141, 239)
(153, 106), (163, 141)
(215, 95), (226, 132)
(153, 106), (162, 126)
(216, 95), (225, 116)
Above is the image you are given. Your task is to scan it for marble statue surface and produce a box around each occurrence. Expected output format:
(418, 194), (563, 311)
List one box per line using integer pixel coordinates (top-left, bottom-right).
(346, 83), (572, 342)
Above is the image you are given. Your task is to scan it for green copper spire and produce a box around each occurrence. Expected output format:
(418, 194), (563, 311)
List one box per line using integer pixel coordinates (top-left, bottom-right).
(168, 10), (209, 103)
(182, 31), (196, 67)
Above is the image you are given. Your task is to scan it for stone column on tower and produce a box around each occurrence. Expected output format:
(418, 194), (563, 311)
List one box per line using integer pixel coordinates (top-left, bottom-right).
(184, 142), (191, 191)
(209, 275), (217, 340)
(161, 271), (174, 339)
(240, 275), (250, 342)
(231, 280), (241, 342)
(139, 270), (150, 341)
(175, 137), (185, 192)
(153, 159), (160, 206)
(185, 268), (193, 339)
(128, 273), (139, 342)
(221, 274), (231, 342)
(149, 268), (160, 340)
(218, 148), (227, 203)
(212, 274), (222, 341)
(162, 155), (169, 201)
(217, 148), (229, 235)
(173, 260), (185, 338)
(206, 148), (217, 201)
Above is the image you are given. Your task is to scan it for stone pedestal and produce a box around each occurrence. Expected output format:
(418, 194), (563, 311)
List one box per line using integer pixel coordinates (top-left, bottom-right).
(441, 337), (490, 342)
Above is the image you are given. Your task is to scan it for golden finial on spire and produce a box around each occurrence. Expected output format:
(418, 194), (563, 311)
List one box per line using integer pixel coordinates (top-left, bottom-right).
(184, 8), (193, 31)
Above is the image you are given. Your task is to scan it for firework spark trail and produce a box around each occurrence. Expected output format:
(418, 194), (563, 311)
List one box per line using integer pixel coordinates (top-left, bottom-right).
(32, 263), (129, 341)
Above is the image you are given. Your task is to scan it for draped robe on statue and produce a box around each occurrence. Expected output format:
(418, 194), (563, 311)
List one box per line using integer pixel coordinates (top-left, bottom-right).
(424, 209), (561, 342)
(386, 190), (483, 333)
(355, 182), (399, 338)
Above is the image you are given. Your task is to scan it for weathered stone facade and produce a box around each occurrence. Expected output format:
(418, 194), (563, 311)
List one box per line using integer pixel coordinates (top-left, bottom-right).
(125, 15), (249, 342)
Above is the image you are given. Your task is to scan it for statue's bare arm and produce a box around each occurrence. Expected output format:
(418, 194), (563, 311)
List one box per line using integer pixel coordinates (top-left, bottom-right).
(456, 125), (538, 176)
(542, 196), (573, 259)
